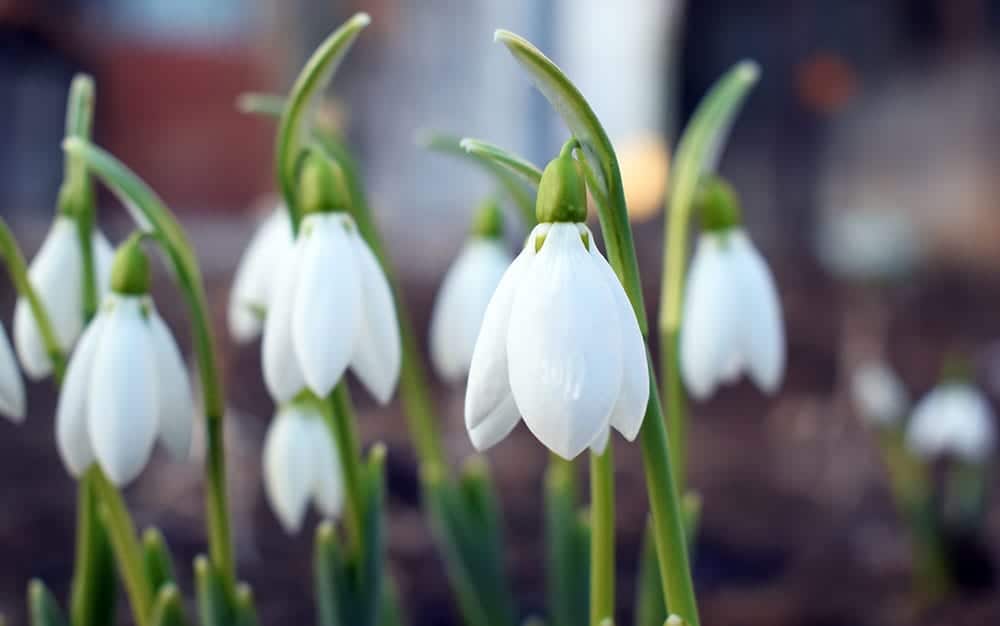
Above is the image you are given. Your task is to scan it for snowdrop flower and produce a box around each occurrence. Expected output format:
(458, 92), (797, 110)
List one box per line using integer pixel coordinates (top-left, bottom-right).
(228, 206), (293, 343)
(906, 383), (996, 463)
(262, 153), (400, 404)
(0, 323), (25, 421)
(852, 361), (909, 428)
(263, 399), (343, 533)
(464, 151), (649, 460)
(14, 215), (113, 379)
(680, 178), (785, 399)
(430, 199), (512, 382)
(56, 235), (194, 485)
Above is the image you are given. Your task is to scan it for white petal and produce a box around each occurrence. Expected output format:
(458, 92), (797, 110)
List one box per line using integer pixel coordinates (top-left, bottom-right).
(349, 231), (401, 404)
(56, 314), (106, 476)
(15, 217), (82, 379)
(262, 242), (307, 403)
(228, 208), (293, 343)
(507, 223), (622, 460)
(87, 297), (159, 485)
(292, 215), (361, 399)
(590, 427), (610, 454)
(464, 228), (540, 433)
(263, 408), (315, 533)
(468, 394), (521, 451)
(92, 228), (115, 298)
(430, 240), (512, 382)
(0, 324), (25, 421)
(148, 307), (194, 460)
(679, 233), (735, 399)
(731, 231), (785, 394)
(308, 415), (344, 519)
(587, 234), (649, 441)
(907, 384), (996, 462)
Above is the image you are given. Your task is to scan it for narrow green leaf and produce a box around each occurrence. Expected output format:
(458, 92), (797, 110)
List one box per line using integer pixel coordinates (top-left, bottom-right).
(70, 473), (117, 626)
(314, 522), (343, 626)
(235, 92), (286, 117)
(234, 582), (260, 626)
(378, 578), (406, 626)
(195, 555), (233, 626)
(28, 581), (67, 626)
(458, 138), (543, 187)
(545, 456), (588, 626)
(493, 29), (647, 332)
(635, 518), (666, 626)
(149, 584), (189, 626)
(276, 12), (371, 230)
(142, 527), (177, 593)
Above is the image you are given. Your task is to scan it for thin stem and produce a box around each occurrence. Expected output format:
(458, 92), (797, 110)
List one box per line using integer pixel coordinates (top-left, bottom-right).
(325, 384), (367, 553)
(660, 329), (688, 491)
(589, 447), (615, 626)
(92, 469), (154, 626)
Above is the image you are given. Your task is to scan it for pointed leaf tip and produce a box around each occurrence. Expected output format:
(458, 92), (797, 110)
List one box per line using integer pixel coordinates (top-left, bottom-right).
(737, 60), (761, 83)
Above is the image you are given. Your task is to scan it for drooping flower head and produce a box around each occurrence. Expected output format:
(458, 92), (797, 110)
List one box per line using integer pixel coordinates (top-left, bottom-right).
(56, 234), (195, 485)
(263, 395), (343, 534)
(680, 177), (785, 399)
(464, 149), (649, 460)
(262, 151), (401, 404)
(851, 360), (909, 428)
(907, 382), (997, 463)
(229, 205), (294, 343)
(14, 215), (114, 379)
(430, 197), (512, 382)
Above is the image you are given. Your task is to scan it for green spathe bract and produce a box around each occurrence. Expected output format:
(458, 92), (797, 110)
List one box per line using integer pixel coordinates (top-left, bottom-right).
(470, 196), (505, 239)
(695, 176), (742, 233)
(110, 234), (151, 295)
(299, 149), (352, 215)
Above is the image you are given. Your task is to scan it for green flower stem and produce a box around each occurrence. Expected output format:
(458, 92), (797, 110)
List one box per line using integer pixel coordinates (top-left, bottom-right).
(62, 137), (236, 592)
(589, 447), (615, 626)
(660, 330), (688, 489)
(325, 384), (367, 553)
(92, 469), (154, 626)
(70, 472), (116, 626)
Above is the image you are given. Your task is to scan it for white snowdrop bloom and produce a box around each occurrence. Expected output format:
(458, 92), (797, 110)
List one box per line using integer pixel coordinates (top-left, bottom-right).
(0, 323), (25, 421)
(906, 383), (997, 463)
(851, 361), (909, 427)
(263, 402), (343, 533)
(228, 207), (293, 343)
(464, 222), (649, 460)
(14, 216), (113, 380)
(56, 238), (194, 485)
(262, 211), (400, 405)
(430, 202), (512, 382)
(680, 227), (785, 399)
(816, 207), (920, 281)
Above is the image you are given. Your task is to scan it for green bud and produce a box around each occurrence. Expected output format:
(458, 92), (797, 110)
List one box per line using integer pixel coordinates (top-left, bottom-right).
(536, 149), (587, 224)
(470, 197), (504, 239)
(298, 148), (351, 216)
(695, 175), (741, 232)
(110, 233), (151, 295)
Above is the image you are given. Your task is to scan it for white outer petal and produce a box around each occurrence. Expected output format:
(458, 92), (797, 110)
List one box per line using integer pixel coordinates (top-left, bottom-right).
(228, 208), (293, 343)
(349, 231), (401, 404)
(587, 232), (649, 441)
(468, 395), (521, 451)
(92, 228), (115, 298)
(15, 217), (82, 379)
(464, 227), (541, 434)
(148, 307), (194, 460)
(262, 241), (306, 402)
(731, 231), (785, 394)
(263, 408), (315, 533)
(292, 215), (360, 398)
(680, 233), (735, 399)
(0, 324), (24, 421)
(87, 297), (159, 485)
(507, 223), (622, 460)
(430, 240), (512, 382)
(309, 415), (345, 519)
(907, 384), (997, 462)
(56, 314), (106, 476)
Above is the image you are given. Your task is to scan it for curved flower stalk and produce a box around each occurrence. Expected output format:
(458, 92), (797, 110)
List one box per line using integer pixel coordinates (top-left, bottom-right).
(906, 383), (997, 463)
(680, 178), (785, 400)
(13, 216), (113, 380)
(263, 399), (344, 533)
(851, 360), (909, 428)
(261, 155), (401, 405)
(228, 206), (293, 343)
(57, 235), (194, 486)
(430, 198), (512, 382)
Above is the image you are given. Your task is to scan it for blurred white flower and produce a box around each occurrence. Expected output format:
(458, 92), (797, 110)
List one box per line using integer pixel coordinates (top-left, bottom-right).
(14, 216), (113, 379)
(0, 323), (24, 421)
(263, 403), (343, 534)
(816, 208), (920, 281)
(262, 212), (400, 404)
(228, 207), (293, 343)
(465, 222), (648, 460)
(430, 239), (511, 382)
(56, 294), (194, 485)
(851, 361), (909, 427)
(906, 383), (996, 463)
(680, 228), (785, 399)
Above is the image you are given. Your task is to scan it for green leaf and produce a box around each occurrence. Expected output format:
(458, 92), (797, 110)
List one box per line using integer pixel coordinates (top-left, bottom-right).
(142, 527), (177, 593)
(493, 29), (646, 332)
(195, 555), (234, 626)
(458, 138), (543, 187)
(235, 92), (286, 118)
(70, 474), (117, 626)
(314, 522), (344, 626)
(234, 583), (261, 626)
(545, 457), (588, 626)
(418, 130), (537, 228)
(276, 12), (371, 230)
(149, 584), (189, 626)
(378, 578), (406, 626)
(635, 518), (666, 626)
(28, 581), (67, 626)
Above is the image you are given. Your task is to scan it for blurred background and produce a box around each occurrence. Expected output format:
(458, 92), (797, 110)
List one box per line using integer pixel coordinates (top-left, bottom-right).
(3, 0), (1000, 624)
